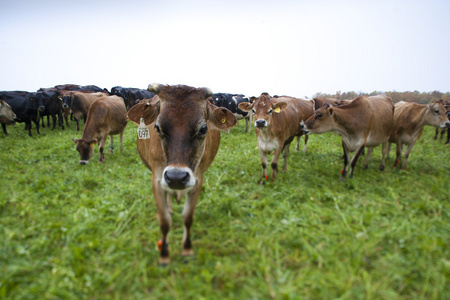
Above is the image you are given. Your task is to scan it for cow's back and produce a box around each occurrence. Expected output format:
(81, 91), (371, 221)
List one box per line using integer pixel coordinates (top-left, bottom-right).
(270, 97), (306, 138)
(366, 95), (394, 145)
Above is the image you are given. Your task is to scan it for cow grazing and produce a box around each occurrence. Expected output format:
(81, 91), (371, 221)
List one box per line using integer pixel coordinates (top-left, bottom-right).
(61, 91), (109, 131)
(0, 91), (45, 136)
(127, 84), (236, 265)
(239, 93), (315, 184)
(211, 93), (253, 132)
(73, 95), (127, 164)
(389, 100), (450, 169)
(302, 95), (394, 179)
(0, 100), (16, 135)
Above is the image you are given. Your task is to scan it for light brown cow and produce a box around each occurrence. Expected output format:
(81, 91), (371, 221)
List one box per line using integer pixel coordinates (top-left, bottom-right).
(302, 95), (394, 179)
(73, 95), (127, 164)
(389, 100), (450, 169)
(0, 100), (16, 135)
(127, 84), (236, 265)
(239, 93), (315, 184)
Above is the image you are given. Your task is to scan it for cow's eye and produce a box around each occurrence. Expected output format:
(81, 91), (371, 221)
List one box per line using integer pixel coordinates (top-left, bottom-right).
(155, 123), (163, 136)
(434, 110), (440, 115)
(252, 108), (256, 113)
(315, 113), (322, 119)
(198, 124), (208, 137)
(267, 109), (273, 114)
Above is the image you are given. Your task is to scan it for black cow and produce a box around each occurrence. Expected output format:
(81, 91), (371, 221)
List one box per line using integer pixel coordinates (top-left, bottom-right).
(53, 84), (109, 94)
(35, 89), (65, 130)
(110, 86), (155, 109)
(0, 91), (45, 136)
(211, 93), (252, 132)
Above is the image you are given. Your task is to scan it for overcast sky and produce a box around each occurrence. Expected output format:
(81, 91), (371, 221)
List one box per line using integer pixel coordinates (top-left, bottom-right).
(1, 0), (449, 97)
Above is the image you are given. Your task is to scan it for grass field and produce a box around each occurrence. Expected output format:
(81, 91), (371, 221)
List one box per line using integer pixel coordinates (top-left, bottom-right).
(0, 118), (449, 299)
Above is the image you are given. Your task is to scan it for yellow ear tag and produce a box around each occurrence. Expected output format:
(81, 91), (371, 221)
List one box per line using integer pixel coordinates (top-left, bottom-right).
(220, 117), (227, 124)
(274, 107), (281, 113)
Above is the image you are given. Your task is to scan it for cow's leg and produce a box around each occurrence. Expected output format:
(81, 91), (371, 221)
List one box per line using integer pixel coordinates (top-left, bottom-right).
(401, 140), (418, 170)
(109, 135), (114, 154)
(259, 147), (269, 184)
(34, 118), (41, 135)
(394, 141), (403, 167)
(98, 137), (106, 163)
(51, 115), (57, 130)
(434, 127), (439, 140)
(25, 120), (32, 136)
(362, 147), (374, 169)
(271, 143), (287, 180)
(2, 123), (7, 135)
(182, 181), (202, 258)
(153, 178), (172, 265)
(379, 143), (389, 171)
(75, 117), (80, 131)
(295, 136), (300, 151)
(302, 134), (308, 152)
(340, 141), (351, 179)
(349, 144), (365, 178)
(446, 128), (449, 145)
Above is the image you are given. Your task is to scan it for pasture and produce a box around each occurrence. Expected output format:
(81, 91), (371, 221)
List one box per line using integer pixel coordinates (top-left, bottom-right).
(0, 119), (448, 299)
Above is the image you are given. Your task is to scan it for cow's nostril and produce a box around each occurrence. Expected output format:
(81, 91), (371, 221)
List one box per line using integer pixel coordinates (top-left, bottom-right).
(164, 169), (191, 189)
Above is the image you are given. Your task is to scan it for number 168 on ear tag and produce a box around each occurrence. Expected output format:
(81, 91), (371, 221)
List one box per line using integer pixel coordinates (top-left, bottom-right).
(138, 118), (150, 139)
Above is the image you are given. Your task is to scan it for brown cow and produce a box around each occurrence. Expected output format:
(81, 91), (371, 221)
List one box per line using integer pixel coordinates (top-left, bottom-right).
(239, 93), (315, 184)
(389, 100), (450, 169)
(60, 91), (109, 131)
(127, 84), (236, 265)
(73, 95), (127, 164)
(313, 97), (351, 110)
(0, 100), (16, 135)
(434, 102), (450, 145)
(302, 95), (394, 179)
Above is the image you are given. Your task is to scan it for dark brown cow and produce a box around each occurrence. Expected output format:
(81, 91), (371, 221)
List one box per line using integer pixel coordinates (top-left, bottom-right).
(302, 95), (394, 179)
(60, 91), (108, 131)
(0, 100), (16, 135)
(389, 100), (450, 169)
(239, 93), (315, 184)
(127, 84), (236, 265)
(73, 95), (127, 164)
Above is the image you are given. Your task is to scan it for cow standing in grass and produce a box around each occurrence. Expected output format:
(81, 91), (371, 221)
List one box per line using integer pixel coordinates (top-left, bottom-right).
(73, 95), (127, 164)
(239, 93), (315, 184)
(302, 95), (394, 179)
(127, 84), (236, 265)
(389, 100), (450, 169)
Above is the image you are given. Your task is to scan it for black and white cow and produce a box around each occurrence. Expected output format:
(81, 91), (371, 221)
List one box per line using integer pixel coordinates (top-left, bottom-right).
(211, 93), (253, 132)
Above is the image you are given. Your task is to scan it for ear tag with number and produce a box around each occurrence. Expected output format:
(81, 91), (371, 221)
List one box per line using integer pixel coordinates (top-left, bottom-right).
(273, 107), (281, 113)
(138, 118), (150, 140)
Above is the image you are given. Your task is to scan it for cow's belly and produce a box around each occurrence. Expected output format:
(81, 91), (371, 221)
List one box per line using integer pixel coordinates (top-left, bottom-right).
(258, 135), (278, 153)
(342, 136), (363, 152)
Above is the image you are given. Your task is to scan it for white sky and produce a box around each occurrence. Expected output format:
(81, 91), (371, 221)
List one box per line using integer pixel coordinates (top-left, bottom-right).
(0, 0), (449, 97)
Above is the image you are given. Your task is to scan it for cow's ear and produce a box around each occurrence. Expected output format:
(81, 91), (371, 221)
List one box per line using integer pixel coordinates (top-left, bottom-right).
(238, 102), (253, 112)
(148, 83), (161, 94)
(273, 102), (287, 113)
(328, 107), (334, 115)
(209, 105), (237, 130)
(72, 138), (78, 144)
(127, 99), (160, 125)
(89, 139), (97, 145)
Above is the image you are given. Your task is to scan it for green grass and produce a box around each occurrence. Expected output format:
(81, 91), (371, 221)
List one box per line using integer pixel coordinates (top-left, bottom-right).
(0, 119), (449, 299)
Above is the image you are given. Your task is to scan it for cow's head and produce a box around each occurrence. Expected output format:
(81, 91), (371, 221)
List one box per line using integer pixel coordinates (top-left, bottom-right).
(0, 100), (16, 124)
(238, 93), (287, 129)
(28, 92), (46, 112)
(426, 100), (450, 128)
(127, 84), (236, 191)
(302, 103), (336, 134)
(72, 138), (97, 165)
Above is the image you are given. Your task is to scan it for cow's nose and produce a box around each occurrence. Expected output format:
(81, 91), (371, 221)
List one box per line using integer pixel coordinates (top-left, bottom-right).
(164, 168), (191, 190)
(255, 119), (266, 128)
(445, 121), (450, 128)
(63, 103), (69, 108)
(39, 106), (45, 111)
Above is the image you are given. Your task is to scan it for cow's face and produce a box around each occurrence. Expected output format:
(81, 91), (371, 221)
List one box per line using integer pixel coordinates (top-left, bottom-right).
(239, 93), (286, 129)
(303, 103), (335, 134)
(426, 101), (450, 128)
(127, 84), (236, 191)
(0, 101), (16, 124)
(73, 138), (97, 164)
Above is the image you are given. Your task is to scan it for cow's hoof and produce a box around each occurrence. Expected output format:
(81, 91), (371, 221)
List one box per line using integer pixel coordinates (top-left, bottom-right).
(159, 257), (170, 266)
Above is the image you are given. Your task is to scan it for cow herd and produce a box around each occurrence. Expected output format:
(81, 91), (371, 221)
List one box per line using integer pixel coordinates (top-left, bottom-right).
(1, 83), (449, 264)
